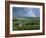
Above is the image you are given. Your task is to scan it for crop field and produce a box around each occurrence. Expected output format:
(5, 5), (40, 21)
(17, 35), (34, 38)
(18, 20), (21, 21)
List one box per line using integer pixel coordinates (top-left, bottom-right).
(13, 17), (40, 31)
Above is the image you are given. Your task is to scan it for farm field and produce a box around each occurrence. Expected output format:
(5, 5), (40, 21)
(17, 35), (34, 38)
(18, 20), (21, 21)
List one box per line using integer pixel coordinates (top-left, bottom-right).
(13, 17), (40, 31)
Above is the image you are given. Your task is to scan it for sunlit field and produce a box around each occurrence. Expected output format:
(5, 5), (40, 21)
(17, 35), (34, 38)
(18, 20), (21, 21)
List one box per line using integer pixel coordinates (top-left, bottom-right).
(13, 17), (40, 31)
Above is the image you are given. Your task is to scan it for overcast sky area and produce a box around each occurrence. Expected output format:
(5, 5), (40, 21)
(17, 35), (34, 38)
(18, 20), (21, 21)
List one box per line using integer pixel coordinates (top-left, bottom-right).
(13, 7), (40, 18)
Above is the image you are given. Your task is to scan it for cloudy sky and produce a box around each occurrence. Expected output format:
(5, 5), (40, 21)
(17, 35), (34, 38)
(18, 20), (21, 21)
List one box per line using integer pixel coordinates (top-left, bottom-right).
(13, 7), (40, 18)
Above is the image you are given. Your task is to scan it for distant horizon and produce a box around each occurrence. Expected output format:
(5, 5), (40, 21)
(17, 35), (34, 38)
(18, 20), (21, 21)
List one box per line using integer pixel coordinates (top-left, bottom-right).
(13, 16), (40, 19)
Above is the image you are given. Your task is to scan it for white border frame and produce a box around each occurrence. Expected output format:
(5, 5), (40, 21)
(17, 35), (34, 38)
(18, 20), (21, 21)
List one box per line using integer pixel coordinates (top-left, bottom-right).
(10, 4), (43, 34)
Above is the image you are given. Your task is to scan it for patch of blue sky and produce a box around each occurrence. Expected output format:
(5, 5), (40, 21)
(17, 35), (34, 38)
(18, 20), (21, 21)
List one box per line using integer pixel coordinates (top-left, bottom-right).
(13, 7), (40, 17)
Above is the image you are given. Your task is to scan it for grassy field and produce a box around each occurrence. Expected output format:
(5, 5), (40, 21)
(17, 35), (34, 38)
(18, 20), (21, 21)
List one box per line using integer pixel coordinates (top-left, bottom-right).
(13, 17), (40, 31)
